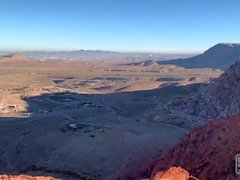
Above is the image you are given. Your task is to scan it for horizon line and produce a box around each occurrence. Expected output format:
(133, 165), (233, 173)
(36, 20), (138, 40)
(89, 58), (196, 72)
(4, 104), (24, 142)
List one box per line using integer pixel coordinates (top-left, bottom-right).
(0, 48), (203, 55)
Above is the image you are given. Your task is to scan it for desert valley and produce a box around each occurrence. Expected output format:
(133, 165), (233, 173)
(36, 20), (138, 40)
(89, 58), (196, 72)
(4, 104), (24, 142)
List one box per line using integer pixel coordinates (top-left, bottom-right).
(2, 0), (240, 179)
(1, 43), (240, 180)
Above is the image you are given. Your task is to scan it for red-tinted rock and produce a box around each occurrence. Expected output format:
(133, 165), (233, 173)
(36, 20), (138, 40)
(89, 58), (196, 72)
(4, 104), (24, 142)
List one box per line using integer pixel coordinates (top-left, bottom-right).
(152, 167), (198, 180)
(150, 114), (240, 180)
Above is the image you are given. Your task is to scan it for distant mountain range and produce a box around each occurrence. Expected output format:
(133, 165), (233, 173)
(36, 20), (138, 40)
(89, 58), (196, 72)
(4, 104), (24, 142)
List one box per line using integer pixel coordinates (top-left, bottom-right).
(24, 50), (123, 59)
(0, 50), (195, 61)
(3, 43), (240, 68)
(159, 43), (240, 70)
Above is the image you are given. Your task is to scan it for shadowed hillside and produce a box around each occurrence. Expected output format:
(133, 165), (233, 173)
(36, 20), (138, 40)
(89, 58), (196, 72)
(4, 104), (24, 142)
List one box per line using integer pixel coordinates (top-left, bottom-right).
(147, 114), (240, 180)
(169, 60), (240, 122)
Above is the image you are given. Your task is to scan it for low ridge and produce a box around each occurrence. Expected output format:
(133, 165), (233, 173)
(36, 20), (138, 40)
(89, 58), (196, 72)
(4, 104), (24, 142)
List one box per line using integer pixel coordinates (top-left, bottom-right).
(0, 53), (28, 61)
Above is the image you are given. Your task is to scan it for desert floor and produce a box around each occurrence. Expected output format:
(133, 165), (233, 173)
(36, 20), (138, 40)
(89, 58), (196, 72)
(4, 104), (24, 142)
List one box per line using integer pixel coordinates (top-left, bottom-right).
(0, 59), (221, 179)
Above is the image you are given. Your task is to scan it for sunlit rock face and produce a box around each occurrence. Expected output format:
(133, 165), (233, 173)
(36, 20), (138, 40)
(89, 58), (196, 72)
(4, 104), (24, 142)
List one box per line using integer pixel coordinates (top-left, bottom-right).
(152, 167), (199, 180)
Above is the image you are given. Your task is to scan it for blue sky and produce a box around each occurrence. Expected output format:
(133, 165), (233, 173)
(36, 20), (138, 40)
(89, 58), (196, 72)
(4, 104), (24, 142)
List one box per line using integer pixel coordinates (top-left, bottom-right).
(0, 0), (240, 53)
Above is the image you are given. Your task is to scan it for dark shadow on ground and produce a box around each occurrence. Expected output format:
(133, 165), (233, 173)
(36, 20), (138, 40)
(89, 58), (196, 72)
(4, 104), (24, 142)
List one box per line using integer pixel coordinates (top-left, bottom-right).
(0, 83), (203, 180)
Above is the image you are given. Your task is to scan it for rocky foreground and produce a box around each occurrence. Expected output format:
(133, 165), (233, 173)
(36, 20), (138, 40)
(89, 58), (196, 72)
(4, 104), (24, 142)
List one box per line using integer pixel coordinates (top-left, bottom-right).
(140, 114), (240, 180)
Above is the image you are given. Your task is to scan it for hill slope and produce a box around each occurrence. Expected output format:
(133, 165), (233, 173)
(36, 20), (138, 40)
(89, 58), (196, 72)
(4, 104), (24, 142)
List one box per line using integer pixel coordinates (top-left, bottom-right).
(170, 60), (240, 122)
(159, 43), (240, 70)
(149, 114), (240, 180)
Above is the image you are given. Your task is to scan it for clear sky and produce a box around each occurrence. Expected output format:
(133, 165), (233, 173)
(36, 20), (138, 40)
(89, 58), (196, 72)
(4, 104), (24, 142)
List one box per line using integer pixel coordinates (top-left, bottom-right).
(0, 0), (240, 53)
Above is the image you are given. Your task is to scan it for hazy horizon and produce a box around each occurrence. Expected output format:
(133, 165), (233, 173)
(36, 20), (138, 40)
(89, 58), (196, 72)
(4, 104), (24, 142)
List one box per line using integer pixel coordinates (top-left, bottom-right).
(0, 48), (202, 54)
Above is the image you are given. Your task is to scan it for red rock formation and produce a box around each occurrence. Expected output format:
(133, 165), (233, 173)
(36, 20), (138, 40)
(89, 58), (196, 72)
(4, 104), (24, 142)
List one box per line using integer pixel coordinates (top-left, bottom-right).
(152, 167), (199, 180)
(0, 175), (59, 180)
(149, 114), (240, 180)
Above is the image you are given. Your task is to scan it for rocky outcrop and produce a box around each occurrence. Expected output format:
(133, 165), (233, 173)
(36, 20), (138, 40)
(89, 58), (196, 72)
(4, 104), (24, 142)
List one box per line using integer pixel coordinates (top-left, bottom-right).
(171, 61), (240, 122)
(152, 167), (199, 180)
(0, 175), (59, 180)
(0, 94), (27, 116)
(149, 114), (240, 180)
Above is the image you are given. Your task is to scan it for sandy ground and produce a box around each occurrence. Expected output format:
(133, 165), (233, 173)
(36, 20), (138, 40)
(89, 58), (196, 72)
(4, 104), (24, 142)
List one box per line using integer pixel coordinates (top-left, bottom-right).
(0, 58), (221, 179)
